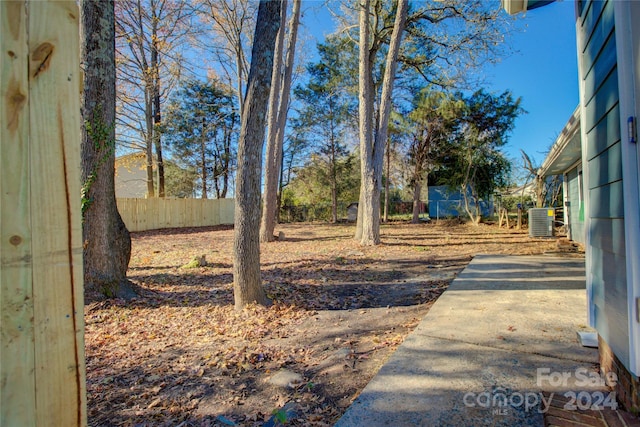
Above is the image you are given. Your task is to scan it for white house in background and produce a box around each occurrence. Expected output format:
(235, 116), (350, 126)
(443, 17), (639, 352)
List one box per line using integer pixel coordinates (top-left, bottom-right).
(115, 152), (151, 198)
(504, 0), (640, 411)
(502, 182), (537, 199)
(500, 181), (538, 207)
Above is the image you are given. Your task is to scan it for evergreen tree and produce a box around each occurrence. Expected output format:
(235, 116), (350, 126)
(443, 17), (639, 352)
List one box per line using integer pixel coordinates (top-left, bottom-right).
(293, 38), (356, 222)
(405, 90), (465, 223)
(161, 79), (237, 199)
(438, 90), (523, 224)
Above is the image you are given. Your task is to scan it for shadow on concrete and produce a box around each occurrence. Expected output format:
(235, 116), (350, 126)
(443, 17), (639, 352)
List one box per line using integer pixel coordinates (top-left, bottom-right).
(335, 254), (601, 427)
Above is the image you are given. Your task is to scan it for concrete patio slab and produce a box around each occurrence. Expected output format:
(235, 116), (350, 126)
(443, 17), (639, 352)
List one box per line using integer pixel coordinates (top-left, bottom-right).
(335, 254), (605, 427)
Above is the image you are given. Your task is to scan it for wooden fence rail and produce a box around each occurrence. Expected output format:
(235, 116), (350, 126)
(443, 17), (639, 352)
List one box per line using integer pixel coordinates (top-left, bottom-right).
(116, 198), (235, 232)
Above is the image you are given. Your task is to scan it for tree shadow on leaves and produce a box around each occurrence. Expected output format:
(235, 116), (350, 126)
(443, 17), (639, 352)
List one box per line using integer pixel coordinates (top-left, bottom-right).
(120, 256), (465, 311)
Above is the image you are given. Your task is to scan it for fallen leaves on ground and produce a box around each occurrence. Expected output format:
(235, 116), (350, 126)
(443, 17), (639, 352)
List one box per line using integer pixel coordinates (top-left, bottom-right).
(85, 222), (560, 426)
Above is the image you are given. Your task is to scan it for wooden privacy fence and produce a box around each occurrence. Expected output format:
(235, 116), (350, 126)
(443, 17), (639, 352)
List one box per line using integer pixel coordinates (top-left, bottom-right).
(117, 198), (235, 232)
(1, 1), (86, 426)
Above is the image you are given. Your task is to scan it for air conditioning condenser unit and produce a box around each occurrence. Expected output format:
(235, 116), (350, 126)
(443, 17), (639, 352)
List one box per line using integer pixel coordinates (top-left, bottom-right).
(528, 208), (554, 237)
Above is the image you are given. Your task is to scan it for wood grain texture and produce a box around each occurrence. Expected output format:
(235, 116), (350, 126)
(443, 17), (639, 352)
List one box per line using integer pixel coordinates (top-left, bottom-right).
(1, 1), (86, 426)
(27, 2), (85, 425)
(1, 1), (36, 425)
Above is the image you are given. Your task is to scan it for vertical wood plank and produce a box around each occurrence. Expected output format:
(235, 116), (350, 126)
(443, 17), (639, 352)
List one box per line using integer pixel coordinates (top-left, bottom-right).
(1, 1), (36, 425)
(222, 198), (234, 224)
(212, 199), (221, 225)
(151, 197), (159, 229)
(201, 199), (210, 227)
(130, 198), (140, 232)
(138, 198), (146, 231)
(186, 199), (192, 226)
(27, 1), (86, 426)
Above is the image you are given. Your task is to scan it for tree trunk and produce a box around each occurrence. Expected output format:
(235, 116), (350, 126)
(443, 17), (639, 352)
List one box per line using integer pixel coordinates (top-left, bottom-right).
(473, 192), (482, 225)
(536, 174), (544, 207)
(152, 71), (164, 197)
(355, 0), (373, 242)
(235, 47), (246, 118)
(81, 0), (134, 299)
(144, 88), (155, 198)
(383, 136), (391, 222)
(356, 0), (407, 245)
(134, 0), (155, 198)
(151, 11), (164, 197)
(271, 0), (300, 230)
(412, 181), (422, 224)
(331, 179), (338, 223)
(260, 0), (287, 243)
(277, 150), (285, 223)
(212, 128), (220, 198)
(330, 139), (338, 223)
(461, 184), (482, 226)
(233, 0), (281, 310)
(201, 119), (208, 199)
(222, 113), (233, 198)
(153, 124), (164, 197)
(261, 0), (300, 241)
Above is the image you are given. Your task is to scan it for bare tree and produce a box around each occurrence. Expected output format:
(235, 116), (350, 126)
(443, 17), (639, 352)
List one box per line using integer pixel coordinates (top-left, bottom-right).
(383, 125), (397, 223)
(233, 0), (282, 309)
(81, 0), (135, 299)
(261, 0), (302, 242)
(343, 0), (514, 242)
(115, 0), (194, 197)
(521, 150), (546, 207)
(522, 150), (563, 208)
(356, 0), (408, 245)
(200, 0), (258, 116)
(260, 0), (287, 238)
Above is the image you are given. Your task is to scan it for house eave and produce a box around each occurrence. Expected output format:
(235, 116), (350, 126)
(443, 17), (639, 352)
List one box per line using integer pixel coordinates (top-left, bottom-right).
(538, 106), (582, 177)
(501, 0), (557, 15)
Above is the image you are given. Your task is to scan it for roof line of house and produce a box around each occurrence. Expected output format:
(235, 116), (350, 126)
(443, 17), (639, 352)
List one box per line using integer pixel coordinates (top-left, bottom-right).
(538, 105), (581, 177)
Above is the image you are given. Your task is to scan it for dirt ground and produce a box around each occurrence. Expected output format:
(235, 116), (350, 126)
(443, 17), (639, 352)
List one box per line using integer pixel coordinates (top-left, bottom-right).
(85, 221), (566, 427)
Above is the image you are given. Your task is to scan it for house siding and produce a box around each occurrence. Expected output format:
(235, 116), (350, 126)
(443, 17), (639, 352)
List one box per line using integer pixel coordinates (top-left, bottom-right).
(115, 153), (150, 198)
(566, 166), (585, 243)
(578, 0), (629, 368)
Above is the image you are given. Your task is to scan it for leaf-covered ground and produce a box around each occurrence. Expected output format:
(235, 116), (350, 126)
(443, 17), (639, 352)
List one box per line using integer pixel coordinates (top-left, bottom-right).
(85, 221), (560, 426)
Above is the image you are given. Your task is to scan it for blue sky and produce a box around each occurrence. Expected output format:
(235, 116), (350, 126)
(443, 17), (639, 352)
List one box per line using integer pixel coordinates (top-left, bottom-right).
(302, 0), (580, 168)
(484, 1), (579, 166)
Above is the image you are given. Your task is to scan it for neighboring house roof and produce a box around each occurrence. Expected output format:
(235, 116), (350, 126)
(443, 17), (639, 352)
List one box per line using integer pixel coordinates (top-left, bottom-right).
(538, 106), (582, 177)
(502, 181), (537, 198)
(115, 151), (151, 166)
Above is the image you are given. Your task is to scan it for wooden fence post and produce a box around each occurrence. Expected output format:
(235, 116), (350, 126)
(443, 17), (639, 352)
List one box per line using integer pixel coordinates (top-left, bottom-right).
(1, 1), (86, 426)
(498, 207), (510, 229)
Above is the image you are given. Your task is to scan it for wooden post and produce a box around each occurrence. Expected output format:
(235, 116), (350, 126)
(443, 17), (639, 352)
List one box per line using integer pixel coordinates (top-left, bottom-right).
(498, 207), (510, 229)
(499, 207), (509, 229)
(517, 207), (522, 229)
(1, 1), (86, 426)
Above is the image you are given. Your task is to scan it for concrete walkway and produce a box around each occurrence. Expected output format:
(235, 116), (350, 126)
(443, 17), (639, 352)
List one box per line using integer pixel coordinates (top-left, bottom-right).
(335, 254), (608, 427)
